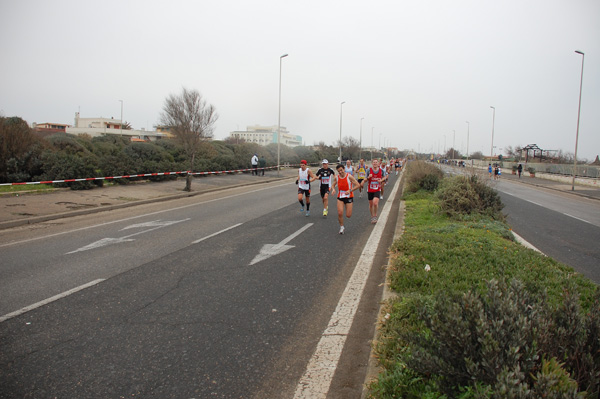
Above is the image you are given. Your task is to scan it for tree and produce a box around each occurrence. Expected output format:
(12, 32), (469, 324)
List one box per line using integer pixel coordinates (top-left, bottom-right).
(444, 147), (462, 160)
(470, 151), (484, 160)
(160, 88), (218, 191)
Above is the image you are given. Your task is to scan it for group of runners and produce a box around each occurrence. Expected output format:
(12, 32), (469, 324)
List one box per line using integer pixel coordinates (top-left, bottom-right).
(296, 158), (403, 234)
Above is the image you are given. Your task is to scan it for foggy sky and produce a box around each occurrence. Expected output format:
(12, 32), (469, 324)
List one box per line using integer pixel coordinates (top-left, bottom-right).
(1, 0), (598, 160)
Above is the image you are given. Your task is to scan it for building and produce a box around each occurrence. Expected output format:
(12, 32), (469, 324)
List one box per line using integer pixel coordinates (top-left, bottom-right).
(32, 122), (71, 137)
(229, 125), (302, 147)
(65, 112), (167, 141)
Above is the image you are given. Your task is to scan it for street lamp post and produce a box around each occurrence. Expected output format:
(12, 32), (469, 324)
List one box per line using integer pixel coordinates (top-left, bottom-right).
(277, 53), (288, 176)
(452, 130), (455, 160)
(572, 50), (585, 191)
(371, 127), (374, 161)
(359, 117), (364, 160)
(465, 121), (470, 160)
(119, 100), (123, 136)
(339, 101), (345, 162)
(490, 106), (495, 160)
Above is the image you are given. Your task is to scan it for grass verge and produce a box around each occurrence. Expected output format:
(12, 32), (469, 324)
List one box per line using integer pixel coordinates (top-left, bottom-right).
(368, 188), (598, 398)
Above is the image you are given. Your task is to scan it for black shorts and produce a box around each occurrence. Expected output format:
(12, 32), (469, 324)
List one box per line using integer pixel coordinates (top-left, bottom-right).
(298, 188), (311, 197)
(320, 185), (330, 198)
(368, 191), (381, 201)
(357, 178), (364, 186)
(337, 197), (353, 204)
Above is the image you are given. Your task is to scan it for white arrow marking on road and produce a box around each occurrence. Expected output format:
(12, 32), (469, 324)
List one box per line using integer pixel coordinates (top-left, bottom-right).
(250, 223), (313, 266)
(66, 218), (190, 254)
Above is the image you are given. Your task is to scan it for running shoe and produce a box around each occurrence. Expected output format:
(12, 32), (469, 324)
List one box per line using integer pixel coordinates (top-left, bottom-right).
(339, 226), (345, 235)
(323, 209), (328, 217)
(300, 207), (304, 213)
(371, 217), (376, 224)
(380, 196), (384, 200)
(305, 211), (310, 217)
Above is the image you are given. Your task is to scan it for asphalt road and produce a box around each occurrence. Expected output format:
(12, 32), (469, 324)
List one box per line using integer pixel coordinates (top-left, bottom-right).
(495, 181), (600, 284)
(0, 174), (400, 398)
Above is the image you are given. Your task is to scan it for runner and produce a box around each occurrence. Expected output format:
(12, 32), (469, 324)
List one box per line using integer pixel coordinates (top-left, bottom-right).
(361, 159), (387, 224)
(355, 159), (367, 198)
(296, 160), (317, 217)
(315, 159), (336, 217)
(333, 163), (361, 234)
(344, 159), (354, 176)
(394, 158), (400, 175)
(380, 160), (388, 200)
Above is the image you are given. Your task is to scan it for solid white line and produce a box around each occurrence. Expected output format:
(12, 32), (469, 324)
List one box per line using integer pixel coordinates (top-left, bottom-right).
(192, 223), (243, 244)
(293, 177), (401, 399)
(0, 182), (289, 249)
(562, 213), (592, 225)
(525, 199), (543, 206)
(0, 279), (106, 323)
(278, 223), (313, 246)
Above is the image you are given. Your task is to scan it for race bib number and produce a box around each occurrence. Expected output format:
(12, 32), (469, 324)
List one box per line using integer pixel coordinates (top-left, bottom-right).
(299, 179), (309, 189)
(339, 190), (350, 198)
(358, 171), (366, 179)
(369, 181), (380, 191)
(321, 176), (330, 185)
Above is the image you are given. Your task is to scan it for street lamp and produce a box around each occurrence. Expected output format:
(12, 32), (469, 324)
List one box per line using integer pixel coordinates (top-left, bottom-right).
(371, 127), (374, 161)
(452, 130), (456, 160)
(119, 100), (123, 136)
(465, 121), (470, 160)
(339, 101), (345, 162)
(359, 117), (364, 160)
(572, 50), (585, 191)
(277, 53), (288, 176)
(490, 106), (495, 159)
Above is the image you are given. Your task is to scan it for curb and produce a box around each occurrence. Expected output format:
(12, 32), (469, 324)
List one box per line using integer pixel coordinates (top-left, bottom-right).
(0, 175), (294, 231)
(361, 171), (406, 398)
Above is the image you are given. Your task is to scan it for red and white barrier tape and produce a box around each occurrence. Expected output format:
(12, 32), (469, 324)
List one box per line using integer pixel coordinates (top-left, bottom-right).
(0, 165), (286, 186)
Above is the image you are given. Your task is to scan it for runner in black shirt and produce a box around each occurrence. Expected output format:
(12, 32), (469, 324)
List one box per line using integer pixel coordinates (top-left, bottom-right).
(315, 159), (336, 217)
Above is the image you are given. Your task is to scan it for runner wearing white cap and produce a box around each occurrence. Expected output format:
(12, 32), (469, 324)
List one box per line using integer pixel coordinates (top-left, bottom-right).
(315, 159), (336, 217)
(296, 160), (317, 216)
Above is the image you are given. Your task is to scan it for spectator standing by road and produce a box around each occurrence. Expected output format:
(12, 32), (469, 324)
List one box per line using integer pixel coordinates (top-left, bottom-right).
(333, 163), (360, 234)
(517, 163), (523, 178)
(251, 154), (259, 176)
(362, 159), (387, 224)
(315, 159), (336, 217)
(259, 155), (266, 176)
(296, 160), (317, 217)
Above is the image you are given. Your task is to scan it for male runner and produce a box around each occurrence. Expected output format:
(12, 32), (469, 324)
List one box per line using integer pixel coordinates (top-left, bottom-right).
(344, 159), (354, 176)
(296, 160), (317, 216)
(380, 160), (388, 200)
(355, 159), (367, 198)
(362, 159), (387, 224)
(333, 163), (360, 234)
(315, 159), (336, 217)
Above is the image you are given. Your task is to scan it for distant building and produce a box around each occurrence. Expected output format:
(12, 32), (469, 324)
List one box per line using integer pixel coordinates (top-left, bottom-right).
(32, 122), (71, 137)
(229, 125), (302, 147)
(65, 112), (167, 141)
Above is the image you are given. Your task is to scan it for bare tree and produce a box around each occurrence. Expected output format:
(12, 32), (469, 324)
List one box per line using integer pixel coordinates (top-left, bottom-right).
(160, 88), (218, 191)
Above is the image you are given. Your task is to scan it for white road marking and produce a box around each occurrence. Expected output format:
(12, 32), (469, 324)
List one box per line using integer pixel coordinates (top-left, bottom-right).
(249, 223), (313, 265)
(0, 279), (105, 323)
(0, 182), (289, 249)
(66, 219), (190, 254)
(192, 223), (243, 244)
(293, 176), (401, 399)
(562, 213), (592, 225)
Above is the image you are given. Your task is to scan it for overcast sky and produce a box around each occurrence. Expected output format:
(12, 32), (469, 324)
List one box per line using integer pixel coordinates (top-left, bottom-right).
(1, 0), (598, 160)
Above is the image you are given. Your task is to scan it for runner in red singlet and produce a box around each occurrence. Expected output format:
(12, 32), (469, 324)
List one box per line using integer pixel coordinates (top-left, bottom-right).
(333, 163), (360, 234)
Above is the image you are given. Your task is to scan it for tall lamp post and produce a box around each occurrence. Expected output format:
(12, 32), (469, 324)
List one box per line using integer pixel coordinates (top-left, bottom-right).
(119, 100), (123, 136)
(371, 127), (374, 161)
(452, 130), (455, 160)
(277, 53), (288, 176)
(465, 121), (470, 160)
(338, 101), (345, 162)
(359, 117), (364, 160)
(490, 106), (495, 159)
(572, 50), (585, 191)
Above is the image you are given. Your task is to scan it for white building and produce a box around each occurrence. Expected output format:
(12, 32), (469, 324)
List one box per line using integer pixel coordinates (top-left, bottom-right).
(229, 125), (302, 147)
(65, 112), (167, 141)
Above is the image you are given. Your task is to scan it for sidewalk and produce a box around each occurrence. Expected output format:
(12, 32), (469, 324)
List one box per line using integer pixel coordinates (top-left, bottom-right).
(490, 167), (600, 200)
(0, 169), (297, 230)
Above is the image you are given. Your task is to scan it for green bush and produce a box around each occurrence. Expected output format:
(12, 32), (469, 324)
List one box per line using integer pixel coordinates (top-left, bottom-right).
(399, 279), (598, 398)
(437, 175), (504, 219)
(405, 161), (444, 193)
